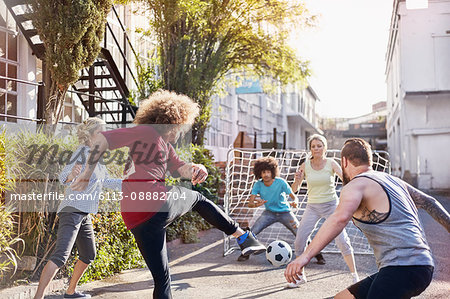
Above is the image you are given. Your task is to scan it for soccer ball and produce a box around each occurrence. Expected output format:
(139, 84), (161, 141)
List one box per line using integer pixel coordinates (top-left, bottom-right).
(266, 240), (292, 267)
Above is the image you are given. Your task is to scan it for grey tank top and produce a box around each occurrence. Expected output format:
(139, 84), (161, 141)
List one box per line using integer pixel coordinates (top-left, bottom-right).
(352, 171), (434, 269)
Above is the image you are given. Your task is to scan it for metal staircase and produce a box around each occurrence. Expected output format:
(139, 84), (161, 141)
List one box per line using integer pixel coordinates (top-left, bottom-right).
(4, 0), (138, 125)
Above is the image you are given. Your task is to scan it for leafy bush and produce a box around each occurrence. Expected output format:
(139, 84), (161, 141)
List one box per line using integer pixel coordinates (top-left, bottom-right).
(0, 132), (24, 284)
(0, 202), (24, 282)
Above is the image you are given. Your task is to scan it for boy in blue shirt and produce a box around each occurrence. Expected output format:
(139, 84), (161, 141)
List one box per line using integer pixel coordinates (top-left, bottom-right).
(238, 156), (299, 261)
(239, 156), (326, 264)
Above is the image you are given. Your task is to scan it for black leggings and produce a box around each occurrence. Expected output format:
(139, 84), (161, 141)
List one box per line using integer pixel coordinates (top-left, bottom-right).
(130, 186), (239, 299)
(348, 265), (434, 299)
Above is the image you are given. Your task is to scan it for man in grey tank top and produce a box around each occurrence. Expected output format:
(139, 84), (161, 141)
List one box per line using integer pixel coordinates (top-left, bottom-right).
(285, 138), (450, 299)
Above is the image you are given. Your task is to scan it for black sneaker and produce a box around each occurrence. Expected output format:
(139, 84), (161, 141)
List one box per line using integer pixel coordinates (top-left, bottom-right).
(237, 254), (250, 261)
(237, 230), (266, 256)
(315, 253), (326, 265)
(63, 291), (91, 298)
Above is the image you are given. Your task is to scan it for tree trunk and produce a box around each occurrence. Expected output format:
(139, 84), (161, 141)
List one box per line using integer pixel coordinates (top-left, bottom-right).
(42, 65), (68, 130)
(191, 97), (212, 146)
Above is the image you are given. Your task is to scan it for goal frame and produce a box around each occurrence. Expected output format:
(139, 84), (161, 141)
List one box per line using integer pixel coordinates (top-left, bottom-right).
(222, 148), (391, 257)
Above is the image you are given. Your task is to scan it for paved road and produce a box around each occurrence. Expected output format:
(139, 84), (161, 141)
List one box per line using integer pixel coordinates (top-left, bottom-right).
(48, 195), (449, 299)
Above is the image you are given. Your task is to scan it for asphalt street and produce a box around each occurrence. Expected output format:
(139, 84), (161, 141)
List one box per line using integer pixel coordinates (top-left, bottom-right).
(46, 194), (449, 299)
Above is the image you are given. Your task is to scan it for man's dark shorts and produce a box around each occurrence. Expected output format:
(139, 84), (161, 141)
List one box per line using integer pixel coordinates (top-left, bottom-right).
(348, 265), (433, 299)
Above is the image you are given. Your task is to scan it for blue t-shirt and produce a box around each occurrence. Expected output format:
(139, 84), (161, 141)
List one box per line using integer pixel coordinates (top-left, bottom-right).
(251, 177), (293, 212)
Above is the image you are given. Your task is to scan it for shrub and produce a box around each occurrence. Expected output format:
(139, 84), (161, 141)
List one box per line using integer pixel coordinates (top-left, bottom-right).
(0, 132), (23, 284)
(0, 202), (24, 284)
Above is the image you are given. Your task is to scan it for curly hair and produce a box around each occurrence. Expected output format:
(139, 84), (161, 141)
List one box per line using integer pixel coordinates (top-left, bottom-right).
(76, 117), (106, 145)
(253, 156), (280, 180)
(134, 90), (200, 125)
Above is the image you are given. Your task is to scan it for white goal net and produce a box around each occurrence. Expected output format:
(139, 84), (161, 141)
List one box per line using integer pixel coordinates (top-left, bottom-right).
(223, 148), (390, 256)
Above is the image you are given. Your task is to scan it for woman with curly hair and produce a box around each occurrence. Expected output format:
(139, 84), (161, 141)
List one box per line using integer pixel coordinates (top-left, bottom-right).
(71, 90), (265, 299)
(289, 134), (359, 287)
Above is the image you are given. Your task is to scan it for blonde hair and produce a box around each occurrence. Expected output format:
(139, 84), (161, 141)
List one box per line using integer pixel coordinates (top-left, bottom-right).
(76, 117), (106, 145)
(134, 90), (200, 125)
(307, 134), (328, 158)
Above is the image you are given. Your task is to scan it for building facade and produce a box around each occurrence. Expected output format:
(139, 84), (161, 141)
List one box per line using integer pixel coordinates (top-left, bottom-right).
(321, 101), (388, 151)
(386, 0), (450, 189)
(205, 79), (321, 162)
(0, 2), (154, 128)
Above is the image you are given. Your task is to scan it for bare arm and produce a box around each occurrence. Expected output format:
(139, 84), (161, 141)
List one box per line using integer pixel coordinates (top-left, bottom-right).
(406, 184), (450, 233)
(291, 163), (305, 193)
(289, 192), (298, 208)
(285, 180), (363, 283)
(65, 164), (82, 183)
(71, 134), (109, 191)
(331, 159), (343, 181)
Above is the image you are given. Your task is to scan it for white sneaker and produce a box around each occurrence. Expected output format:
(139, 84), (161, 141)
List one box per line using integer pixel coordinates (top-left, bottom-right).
(351, 272), (359, 284)
(287, 272), (307, 288)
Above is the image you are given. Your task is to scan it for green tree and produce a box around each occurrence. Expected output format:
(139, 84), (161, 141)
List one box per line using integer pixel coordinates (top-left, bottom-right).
(29, 0), (113, 125)
(120, 0), (313, 145)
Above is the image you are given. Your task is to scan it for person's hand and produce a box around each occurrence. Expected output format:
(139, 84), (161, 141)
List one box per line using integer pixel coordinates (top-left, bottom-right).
(66, 163), (82, 183)
(294, 168), (304, 181)
(290, 201), (298, 208)
(285, 255), (309, 283)
(191, 164), (208, 185)
(248, 198), (267, 208)
(70, 172), (91, 191)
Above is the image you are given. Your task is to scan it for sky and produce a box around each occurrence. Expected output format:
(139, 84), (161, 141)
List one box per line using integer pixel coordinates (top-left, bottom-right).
(290, 0), (394, 118)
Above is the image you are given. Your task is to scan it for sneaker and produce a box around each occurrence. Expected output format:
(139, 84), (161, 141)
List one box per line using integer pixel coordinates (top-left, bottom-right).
(315, 253), (326, 265)
(286, 272), (307, 288)
(236, 230), (266, 256)
(63, 291), (91, 298)
(351, 272), (360, 284)
(237, 254), (250, 261)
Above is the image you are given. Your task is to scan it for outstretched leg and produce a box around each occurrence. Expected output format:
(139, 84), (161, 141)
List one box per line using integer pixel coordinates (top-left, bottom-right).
(191, 193), (265, 256)
(165, 186), (265, 256)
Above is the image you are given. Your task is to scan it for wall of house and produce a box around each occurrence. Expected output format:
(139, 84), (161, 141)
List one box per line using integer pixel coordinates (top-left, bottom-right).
(386, 0), (450, 189)
(398, 1), (450, 92)
(0, 1), (38, 129)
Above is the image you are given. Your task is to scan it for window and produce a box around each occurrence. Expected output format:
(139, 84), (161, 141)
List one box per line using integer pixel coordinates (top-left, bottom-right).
(0, 26), (18, 122)
(62, 92), (84, 123)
